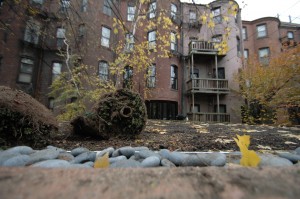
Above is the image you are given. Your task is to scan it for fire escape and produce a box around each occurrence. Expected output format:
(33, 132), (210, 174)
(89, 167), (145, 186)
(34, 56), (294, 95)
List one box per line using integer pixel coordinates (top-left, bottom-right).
(186, 40), (230, 122)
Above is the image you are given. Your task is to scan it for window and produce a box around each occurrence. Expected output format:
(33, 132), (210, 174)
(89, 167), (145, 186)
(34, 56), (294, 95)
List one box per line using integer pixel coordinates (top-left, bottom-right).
(257, 24), (267, 38)
(148, 30), (156, 49)
(0, 0), (3, 7)
(189, 10), (196, 23)
(52, 62), (62, 81)
(61, 0), (70, 11)
(171, 3), (177, 19)
(242, 27), (247, 40)
(170, 32), (177, 51)
(237, 37), (241, 56)
(147, 64), (156, 88)
(48, 97), (54, 110)
(103, 0), (112, 16)
(101, 26), (111, 47)
(212, 35), (222, 43)
(212, 7), (221, 24)
(214, 104), (227, 113)
(259, 47), (270, 64)
(24, 20), (40, 45)
(81, 0), (88, 12)
(146, 100), (178, 120)
(31, 0), (44, 4)
(99, 61), (109, 81)
(213, 67), (225, 79)
(78, 24), (85, 37)
(287, 31), (294, 39)
(123, 66), (133, 89)
(244, 49), (249, 59)
(171, 65), (178, 90)
(125, 33), (134, 51)
(18, 58), (34, 83)
(56, 28), (65, 48)
(149, 1), (156, 19)
(127, 4), (136, 21)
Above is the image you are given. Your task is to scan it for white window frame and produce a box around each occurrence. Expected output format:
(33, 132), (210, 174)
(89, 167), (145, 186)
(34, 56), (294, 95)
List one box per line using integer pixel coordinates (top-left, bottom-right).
(125, 33), (134, 51)
(148, 30), (156, 49)
(61, 0), (70, 11)
(242, 27), (247, 40)
(212, 7), (222, 24)
(189, 10), (196, 23)
(147, 64), (156, 88)
(171, 3), (177, 19)
(56, 28), (65, 48)
(31, 0), (44, 4)
(287, 31), (294, 39)
(101, 26), (111, 48)
(103, 0), (112, 16)
(127, 5), (136, 21)
(24, 20), (40, 45)
(18, 58), (34, 84)
(149, 1), (157, 19)
(99, 61), (109, 81)
(257, 24), (267, 38)
(244, 49), (249, 59)
(171, 65), (178, 90)
(81, 0), (88, 12)
(52, 62), (62, 81)
(259, 47), (270, 64)
(170, 32), (177, 51)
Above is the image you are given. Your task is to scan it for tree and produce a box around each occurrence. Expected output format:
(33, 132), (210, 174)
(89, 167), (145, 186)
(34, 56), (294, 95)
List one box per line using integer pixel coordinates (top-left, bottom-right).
(236, 45), (300, 124)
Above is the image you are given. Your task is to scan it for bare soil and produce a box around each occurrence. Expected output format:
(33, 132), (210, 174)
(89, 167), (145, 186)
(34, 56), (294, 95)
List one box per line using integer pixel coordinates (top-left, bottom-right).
(51, 120), (300, 152)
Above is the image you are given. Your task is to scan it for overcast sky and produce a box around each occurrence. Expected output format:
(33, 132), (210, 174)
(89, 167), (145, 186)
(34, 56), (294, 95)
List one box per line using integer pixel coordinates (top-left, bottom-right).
(180, 0), (300, 23)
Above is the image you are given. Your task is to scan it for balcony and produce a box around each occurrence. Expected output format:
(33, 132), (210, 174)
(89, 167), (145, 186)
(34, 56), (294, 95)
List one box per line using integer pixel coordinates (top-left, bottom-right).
(187, 112), (230, 123)
(189, 41), (218, 54)
(187, 78), (229, 94)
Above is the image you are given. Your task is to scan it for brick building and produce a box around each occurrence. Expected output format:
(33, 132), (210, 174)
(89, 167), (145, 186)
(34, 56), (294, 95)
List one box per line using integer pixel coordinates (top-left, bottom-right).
(4, 0), (297, 123)
(242, 17), (300, 64)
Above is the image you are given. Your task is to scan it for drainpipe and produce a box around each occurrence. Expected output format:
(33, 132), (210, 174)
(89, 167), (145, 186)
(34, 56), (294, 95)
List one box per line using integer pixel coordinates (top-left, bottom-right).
(215, 54), (220, 122)
(191, 53), (195, 121)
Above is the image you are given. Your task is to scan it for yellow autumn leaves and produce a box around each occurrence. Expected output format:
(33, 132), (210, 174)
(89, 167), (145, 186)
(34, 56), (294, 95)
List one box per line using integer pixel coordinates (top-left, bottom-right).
(94, 153), (110, 168)
(233, 135), (261, 167)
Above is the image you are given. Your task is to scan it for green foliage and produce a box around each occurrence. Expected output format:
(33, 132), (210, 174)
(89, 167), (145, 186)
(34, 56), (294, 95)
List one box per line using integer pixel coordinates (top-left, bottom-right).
(49, 64), (116, 121)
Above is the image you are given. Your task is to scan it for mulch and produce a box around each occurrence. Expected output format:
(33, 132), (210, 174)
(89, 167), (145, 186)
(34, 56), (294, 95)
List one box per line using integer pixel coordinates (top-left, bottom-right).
(51, 120), (300, 152)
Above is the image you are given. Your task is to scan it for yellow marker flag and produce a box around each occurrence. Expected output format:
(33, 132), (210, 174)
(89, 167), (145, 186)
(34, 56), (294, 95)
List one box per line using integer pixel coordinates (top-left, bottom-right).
(94, 152), (110, 168)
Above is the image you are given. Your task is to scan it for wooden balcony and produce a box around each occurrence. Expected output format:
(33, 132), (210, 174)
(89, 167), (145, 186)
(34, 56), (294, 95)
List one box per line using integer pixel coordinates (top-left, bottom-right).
(187, 78), (229, 94)
(189, 41), (218, 54)
(187, 112), (230, 123)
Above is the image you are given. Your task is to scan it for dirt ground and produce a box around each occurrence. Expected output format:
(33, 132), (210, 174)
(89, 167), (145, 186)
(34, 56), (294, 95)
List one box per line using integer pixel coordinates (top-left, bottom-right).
(52, 120), (300, 152)
(0, 166), (300, 199)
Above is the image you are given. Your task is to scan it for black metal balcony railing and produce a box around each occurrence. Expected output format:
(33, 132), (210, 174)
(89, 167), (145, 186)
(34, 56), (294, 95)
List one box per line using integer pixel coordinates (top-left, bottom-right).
(189, 41), (218, 53)
(187, 78), (229, 93)
(187, 112), (231, 122)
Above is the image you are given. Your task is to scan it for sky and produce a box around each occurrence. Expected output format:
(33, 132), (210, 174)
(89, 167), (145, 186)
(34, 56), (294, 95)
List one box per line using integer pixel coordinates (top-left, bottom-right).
(180, 0), (300, 23)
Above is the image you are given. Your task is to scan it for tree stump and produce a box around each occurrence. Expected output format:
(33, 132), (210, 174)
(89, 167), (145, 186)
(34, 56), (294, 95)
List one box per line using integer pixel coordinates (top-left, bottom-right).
(71, 89), (147, 139)
(0, 86), (58, 148)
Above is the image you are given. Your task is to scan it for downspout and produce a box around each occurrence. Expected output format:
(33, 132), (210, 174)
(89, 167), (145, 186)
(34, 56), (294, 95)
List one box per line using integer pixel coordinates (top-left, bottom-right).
(215, 54), (220, 121)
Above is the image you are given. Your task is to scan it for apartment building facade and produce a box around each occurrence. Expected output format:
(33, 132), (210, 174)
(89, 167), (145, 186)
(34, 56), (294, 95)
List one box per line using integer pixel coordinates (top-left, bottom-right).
(242, 17), (300, 64)
(0, 0), (245, 123)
